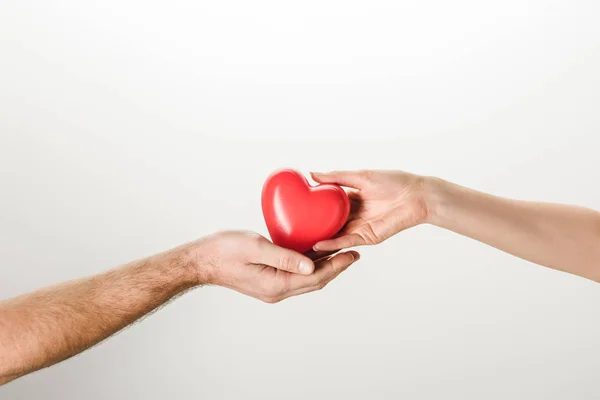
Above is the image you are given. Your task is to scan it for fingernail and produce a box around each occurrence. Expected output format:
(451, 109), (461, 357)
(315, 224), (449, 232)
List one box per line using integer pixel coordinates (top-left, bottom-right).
(299, 260), (313, 274)
(313, 244), (321, 251)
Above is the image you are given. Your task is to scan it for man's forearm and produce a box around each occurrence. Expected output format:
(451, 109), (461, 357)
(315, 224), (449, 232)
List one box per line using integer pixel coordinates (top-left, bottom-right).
(0, 229), (357, 385)
(0, 243), (200, 385)
(427, 177), (600, 281)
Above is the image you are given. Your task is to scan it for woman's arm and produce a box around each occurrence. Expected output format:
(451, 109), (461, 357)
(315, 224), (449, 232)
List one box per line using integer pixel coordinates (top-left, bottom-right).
(312, 170), (600, 282)
(429, 178), (600, 281)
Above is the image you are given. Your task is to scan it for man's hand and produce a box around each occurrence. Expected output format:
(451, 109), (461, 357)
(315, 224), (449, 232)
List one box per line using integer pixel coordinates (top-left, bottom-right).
(311, 170), (431, 251)
(192, 231), (359, 303)
(0, 230), (359, 385)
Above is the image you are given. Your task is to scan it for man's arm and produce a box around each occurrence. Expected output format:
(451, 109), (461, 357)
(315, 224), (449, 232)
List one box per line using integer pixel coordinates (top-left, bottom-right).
(311, 170), (600, 282)
(0, 244), (197, 385)
(0, 231), (359, 385)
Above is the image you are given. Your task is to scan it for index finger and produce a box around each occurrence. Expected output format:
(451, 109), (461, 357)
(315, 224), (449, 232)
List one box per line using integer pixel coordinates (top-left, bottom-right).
(310, 171), (367, 189)
(313, 233), (366, 252)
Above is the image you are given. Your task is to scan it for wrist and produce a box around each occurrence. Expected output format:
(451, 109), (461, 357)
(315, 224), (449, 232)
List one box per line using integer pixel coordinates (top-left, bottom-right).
(186, 236), (219, 285)
(422, 176), (450, 227)
(157, 238), (217, 288)
(156, 244), (204, 289)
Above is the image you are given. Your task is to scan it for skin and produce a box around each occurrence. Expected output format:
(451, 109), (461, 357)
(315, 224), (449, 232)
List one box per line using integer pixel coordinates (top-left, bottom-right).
(5, 170), (597, 386)
(312, 170), (600, 282)
(0, 231), (359, 385)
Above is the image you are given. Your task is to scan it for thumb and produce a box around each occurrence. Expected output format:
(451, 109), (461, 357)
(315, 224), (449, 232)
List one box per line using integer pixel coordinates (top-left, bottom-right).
(256, 242), (315, 275)
(310, 171), (366, 189)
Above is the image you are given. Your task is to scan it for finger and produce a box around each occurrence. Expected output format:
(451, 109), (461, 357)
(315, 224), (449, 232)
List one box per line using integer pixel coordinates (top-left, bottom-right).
(253, 241), (315, 275)
(310, 171), (367, 189)
(313, 233), (366, 251)
(284, 251), (360, 298)
(304, 249), (337, 262)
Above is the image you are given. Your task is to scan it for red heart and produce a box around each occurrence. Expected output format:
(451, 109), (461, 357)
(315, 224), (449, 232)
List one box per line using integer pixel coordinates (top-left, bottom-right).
(261, 169), (350, 253)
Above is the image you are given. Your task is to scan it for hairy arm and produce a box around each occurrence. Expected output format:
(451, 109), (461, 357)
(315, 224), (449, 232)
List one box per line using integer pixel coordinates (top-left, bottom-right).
(428, 178), (600, 281)
(0, 244), (198, 385)
(0, 231), (358, 385)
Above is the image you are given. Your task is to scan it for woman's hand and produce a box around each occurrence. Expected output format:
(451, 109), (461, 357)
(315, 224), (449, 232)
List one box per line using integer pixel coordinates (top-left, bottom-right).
(311, 170), (432, 251)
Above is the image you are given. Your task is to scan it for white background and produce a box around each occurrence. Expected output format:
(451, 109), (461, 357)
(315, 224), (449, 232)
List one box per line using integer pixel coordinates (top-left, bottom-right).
(1, 0), (600, 398)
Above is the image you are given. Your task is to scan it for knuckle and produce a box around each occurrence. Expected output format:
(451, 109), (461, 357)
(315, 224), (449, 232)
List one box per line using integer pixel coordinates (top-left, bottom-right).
(278, 254), (296, 272)
(247, 232), (265, 244)
(343, 237), (356, 248)
(261, 296), (281, 304)
(360, 225), (382, 244)
(263, 281), (285, 299)
(321, 258), (335, 272)
(246, 233), (266, 255)
(358, 170), (372, 180)
(331, 259), (343, 274)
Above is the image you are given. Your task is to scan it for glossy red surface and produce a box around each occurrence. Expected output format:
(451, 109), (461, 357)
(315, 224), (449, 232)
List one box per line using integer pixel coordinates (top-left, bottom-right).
(261, 169), (350, 253)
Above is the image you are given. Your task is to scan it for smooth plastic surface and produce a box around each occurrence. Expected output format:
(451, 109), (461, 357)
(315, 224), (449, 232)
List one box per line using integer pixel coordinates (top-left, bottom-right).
(261, 169), (350, 253)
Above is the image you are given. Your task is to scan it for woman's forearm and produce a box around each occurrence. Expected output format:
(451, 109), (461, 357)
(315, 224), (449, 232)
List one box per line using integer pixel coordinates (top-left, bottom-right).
(426, 177), (600, 281)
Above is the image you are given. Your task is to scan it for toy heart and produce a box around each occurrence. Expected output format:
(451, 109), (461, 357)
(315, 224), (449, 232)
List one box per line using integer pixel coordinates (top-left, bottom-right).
(261, 169), (350, 253)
